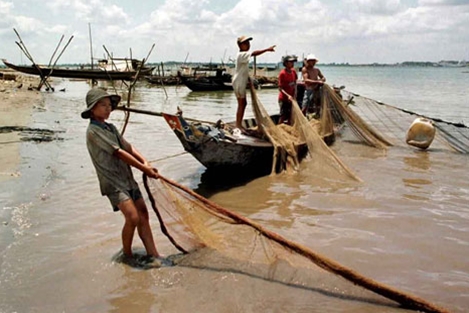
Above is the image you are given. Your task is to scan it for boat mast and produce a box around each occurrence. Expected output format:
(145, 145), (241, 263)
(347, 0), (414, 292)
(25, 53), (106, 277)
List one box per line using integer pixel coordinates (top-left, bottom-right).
(88, 23), (93, 69)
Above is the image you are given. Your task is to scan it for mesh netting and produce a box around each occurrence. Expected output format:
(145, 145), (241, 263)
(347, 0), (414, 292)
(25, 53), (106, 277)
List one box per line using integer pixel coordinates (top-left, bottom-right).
(248, 82), (468, 182)
(323, 85), (393, 149)
(249, 84), (299, 173)
(249, 84), (361, 181)
(290, 93), (361, 182)
(340, 91), (469, 153)
(143, 174), (450, 313)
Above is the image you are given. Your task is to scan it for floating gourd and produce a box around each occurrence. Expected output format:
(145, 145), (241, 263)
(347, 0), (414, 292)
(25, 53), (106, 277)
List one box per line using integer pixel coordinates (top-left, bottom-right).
(406, 117), (436, 150)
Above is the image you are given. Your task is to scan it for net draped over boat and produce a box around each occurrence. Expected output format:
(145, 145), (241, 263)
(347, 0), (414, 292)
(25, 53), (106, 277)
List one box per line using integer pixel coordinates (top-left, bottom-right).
(249, 84), (299, 173)
(143, 174), (450, 313)
(249, 84), (361, 181)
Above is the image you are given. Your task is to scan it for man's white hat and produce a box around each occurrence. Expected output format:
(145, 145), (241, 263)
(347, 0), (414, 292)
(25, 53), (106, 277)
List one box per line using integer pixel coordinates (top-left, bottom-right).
(306, 54), (318, 61)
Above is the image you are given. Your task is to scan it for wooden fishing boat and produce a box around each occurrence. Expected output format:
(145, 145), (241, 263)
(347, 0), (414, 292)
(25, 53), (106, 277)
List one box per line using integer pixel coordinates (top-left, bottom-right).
(163, 113), (334, 175)
(144, 75), (179, 85)
(2, 59), (154, 81)
(178, 66), (233, 91)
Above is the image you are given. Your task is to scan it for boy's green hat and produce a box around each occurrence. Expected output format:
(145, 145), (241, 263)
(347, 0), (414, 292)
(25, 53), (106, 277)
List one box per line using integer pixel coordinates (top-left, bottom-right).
(81, 88), (121, 119)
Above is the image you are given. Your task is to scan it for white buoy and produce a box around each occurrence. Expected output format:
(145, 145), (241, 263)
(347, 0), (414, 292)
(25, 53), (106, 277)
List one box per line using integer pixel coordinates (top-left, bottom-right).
(405, 117), (436, 150)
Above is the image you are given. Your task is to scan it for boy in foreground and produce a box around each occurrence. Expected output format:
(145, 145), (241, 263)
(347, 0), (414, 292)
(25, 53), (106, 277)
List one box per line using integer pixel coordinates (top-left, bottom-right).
(232, 36), (276, 133)
(82, 88), (160, 259)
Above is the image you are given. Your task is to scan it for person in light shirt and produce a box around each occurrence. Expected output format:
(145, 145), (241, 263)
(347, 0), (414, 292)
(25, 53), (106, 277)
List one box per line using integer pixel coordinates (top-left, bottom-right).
(232, 35), (275, 133)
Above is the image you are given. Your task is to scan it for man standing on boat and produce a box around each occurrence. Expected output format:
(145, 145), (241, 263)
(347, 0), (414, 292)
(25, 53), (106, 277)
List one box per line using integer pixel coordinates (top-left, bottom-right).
(232, 36), (275, 133)
(278, 55), (298, 125)
(302, 54), (326, 116)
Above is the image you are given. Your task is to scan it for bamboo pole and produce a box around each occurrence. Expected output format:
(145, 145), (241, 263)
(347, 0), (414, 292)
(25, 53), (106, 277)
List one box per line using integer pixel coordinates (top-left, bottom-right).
(88, 23), (94, 70)
(13, 28), (54, 91)
(120, 44), (156, 135)
(48, 35), (64, 67)
(38, 35), (74, 91)
(115, 106), (214, 125)
(253, 56), (257, 76)
(151, 173), (450, 313)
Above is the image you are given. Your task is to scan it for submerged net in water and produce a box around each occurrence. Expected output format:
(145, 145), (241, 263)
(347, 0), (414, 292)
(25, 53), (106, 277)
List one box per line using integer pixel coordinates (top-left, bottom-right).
(143, 174), (450, 313)
(322, 85), (393, 150)
(338, 90), (469, 153)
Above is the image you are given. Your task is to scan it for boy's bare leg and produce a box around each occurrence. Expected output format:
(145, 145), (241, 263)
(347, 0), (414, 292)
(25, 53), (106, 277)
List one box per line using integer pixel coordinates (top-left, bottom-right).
(235, 97), (247, 130)
(119, 199), (139, 257)
(134, 198), (159, 257)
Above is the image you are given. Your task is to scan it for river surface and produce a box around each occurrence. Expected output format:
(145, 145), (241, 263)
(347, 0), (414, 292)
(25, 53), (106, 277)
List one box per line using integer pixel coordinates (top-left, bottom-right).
(1, 66), (468, 312)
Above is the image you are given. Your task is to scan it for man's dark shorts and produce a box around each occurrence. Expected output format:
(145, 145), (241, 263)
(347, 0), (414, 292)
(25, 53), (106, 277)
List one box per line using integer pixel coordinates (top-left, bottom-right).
(279, 100), (292, 120)
(107, 188), (143, 212)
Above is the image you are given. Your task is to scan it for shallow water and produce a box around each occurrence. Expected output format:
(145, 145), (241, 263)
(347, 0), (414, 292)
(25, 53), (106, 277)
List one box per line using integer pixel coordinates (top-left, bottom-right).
(1, 66), (468, 312)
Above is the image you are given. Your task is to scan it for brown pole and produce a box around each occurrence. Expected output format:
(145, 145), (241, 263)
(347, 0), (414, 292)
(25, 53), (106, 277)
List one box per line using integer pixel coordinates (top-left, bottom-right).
(88, 23), (94, 70)
(152, 174), (451, 313)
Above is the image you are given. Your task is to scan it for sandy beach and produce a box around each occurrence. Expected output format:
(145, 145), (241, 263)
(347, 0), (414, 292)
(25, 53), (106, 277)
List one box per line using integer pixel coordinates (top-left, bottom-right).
(0, 71), (42, 182)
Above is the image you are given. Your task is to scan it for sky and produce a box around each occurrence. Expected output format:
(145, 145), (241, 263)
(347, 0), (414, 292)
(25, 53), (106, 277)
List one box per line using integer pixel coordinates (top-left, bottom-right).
(0, 0), (468, 65)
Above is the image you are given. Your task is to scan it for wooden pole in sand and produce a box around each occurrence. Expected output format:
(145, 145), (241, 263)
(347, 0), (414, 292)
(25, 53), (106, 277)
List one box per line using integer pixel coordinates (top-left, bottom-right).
(13, 28), (54, 91)
(38, 35), (74, 91)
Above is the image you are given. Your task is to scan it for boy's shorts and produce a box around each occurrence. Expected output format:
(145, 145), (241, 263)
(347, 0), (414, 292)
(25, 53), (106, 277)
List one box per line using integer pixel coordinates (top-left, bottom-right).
(107, 188), (143, 212)
(233, 85), (247, 98)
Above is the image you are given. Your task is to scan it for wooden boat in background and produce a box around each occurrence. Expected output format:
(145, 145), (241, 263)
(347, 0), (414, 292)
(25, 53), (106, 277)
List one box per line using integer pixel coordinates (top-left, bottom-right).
(177, 66), (278, 91)
(178, 66), (233, 91)
(2, 59), (153, 81)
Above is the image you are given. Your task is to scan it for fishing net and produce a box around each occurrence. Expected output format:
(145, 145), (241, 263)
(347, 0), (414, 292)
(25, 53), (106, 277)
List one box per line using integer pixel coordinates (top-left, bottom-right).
(339, 91), (469, 153)
(249, 84), (360, 181)
(143, 174), (449, 313)
(290, 93), (361, 182)
(248, 84), (299, 173)
(322, 84), (393, 149)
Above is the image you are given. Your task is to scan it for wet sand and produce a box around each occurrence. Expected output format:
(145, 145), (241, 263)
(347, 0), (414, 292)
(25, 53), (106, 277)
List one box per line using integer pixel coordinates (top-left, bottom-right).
(0, 72), (42, 182)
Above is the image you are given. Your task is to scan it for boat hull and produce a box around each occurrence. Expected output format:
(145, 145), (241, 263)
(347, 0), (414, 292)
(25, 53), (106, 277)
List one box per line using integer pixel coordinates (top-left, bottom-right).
(2, 59), (153, 81)
(179, 75), (233, 92)
(163, 113), (311, 175)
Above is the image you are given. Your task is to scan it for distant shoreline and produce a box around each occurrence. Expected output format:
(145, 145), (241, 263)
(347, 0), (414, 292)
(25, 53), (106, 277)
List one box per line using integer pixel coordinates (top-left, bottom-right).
(1, 60), (468, 70)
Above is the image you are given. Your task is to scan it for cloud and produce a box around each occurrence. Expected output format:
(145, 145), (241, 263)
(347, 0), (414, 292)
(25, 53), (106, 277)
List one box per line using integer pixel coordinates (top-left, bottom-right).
(99, 0), (469, 63)
(0, 0), (12, 13)
(0, 0), (468, 64)
(344, 0), (405, 15)
(45, 0), (130, 24)
(419, 0), (469, 6)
